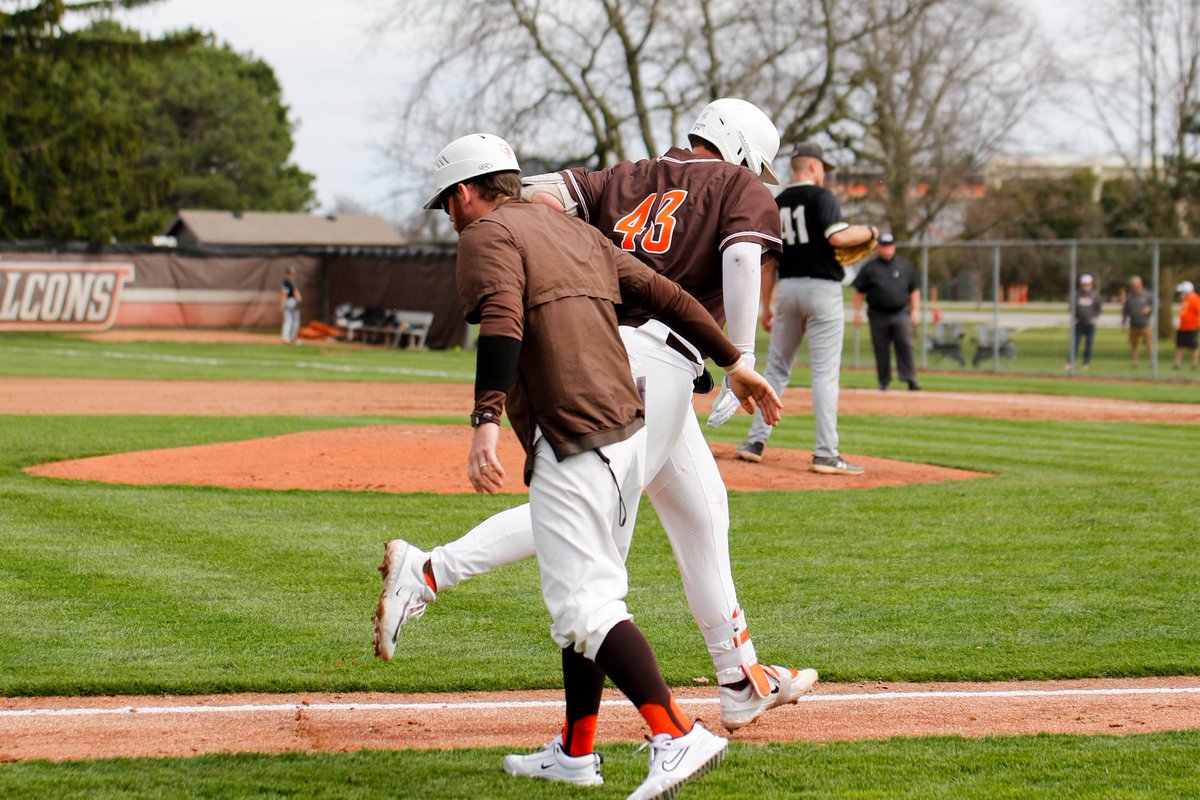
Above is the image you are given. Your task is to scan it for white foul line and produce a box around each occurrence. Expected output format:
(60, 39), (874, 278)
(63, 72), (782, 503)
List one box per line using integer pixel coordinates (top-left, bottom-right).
(2, 686), (1198, 719)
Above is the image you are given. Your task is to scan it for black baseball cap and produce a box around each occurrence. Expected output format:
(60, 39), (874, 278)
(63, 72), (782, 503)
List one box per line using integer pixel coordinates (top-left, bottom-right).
(879, 232), (895, 245)
(790, 141), (836, 171)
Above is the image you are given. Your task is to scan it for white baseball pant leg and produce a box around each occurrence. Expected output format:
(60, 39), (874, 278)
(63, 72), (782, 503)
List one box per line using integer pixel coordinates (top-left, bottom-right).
(626, 322), (760, 682)
(747, 277), (844, 458)
(529, 428), (646, 660)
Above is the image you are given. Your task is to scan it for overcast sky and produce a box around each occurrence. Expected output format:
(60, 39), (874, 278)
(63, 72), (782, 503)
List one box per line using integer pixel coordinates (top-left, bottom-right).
(116, 0), (413, 216)
(115, 0), (1105, 219)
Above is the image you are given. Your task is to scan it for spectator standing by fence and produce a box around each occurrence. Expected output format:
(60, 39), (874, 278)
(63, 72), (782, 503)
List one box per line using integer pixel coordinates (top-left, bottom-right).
(851, 232), (921, 391)
(1174, 281), (1200, 370)
(280, 266), (302, 344)
(1065, 273), (1101, 371)
(1121, 276), (1154, 369)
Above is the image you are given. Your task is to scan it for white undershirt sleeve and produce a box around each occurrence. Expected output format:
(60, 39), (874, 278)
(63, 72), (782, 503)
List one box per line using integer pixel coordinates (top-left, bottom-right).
(721, 240), (762, 354)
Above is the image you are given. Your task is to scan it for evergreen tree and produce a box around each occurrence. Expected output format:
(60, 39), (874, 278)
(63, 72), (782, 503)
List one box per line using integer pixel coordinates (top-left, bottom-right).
(0, 2), (315, 243)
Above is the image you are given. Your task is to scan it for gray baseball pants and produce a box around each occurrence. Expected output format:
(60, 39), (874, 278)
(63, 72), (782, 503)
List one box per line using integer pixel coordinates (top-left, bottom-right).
(746, 277), (844, 458)
(282, 298), (301, 343)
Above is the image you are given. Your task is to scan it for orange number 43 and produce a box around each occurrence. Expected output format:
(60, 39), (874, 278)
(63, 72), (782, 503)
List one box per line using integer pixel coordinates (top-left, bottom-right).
(613, 190), (688, 254)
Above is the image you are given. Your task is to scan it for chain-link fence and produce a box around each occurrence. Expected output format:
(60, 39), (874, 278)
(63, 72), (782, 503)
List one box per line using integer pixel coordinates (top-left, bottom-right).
(845, 239), (1200, 380)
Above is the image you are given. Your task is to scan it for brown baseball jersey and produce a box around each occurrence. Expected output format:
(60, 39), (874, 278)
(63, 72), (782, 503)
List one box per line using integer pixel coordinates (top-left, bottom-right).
(456, 199), (740, 483)
(560, 147), (783, 331)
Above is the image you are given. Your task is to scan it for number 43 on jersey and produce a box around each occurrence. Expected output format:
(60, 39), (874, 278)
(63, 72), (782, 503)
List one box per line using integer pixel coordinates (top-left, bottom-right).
(613, 190), (688, 254)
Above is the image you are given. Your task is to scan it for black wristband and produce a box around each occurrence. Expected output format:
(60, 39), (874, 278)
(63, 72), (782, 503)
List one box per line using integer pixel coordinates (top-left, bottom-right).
(475, 335), (521, 394)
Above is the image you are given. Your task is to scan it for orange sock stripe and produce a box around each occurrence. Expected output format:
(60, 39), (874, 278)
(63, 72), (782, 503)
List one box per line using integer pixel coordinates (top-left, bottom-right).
(421, 560), (437, 592)
(564, 714), (598, 757)
(638, 700), (692, 738)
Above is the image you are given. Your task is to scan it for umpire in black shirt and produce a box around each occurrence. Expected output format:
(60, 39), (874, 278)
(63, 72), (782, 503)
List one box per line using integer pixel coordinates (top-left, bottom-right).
(852, 233), (922, 390)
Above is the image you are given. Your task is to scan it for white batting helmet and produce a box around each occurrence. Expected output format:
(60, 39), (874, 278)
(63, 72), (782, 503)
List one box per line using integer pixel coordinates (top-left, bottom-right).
(423, 133), (521, 210)
(688, 98), (781, 185)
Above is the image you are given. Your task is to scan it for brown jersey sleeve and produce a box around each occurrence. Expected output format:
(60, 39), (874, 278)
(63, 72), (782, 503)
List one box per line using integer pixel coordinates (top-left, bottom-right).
(560, 167), (611, 226)
(719, 168), (783, 256)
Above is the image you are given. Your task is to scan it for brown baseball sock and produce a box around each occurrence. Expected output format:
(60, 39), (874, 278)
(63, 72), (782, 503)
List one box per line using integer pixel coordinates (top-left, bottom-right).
(560, 646), (604, 756)
(595, 620), (692, 739)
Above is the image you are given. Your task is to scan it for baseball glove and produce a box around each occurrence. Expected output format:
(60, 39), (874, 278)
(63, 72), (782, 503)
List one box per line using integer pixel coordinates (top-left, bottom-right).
(834, 229), (878, 266)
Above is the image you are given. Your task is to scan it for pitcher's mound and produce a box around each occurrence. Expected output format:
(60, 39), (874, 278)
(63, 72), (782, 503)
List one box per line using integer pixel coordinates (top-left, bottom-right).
(25, 426), (987, 493)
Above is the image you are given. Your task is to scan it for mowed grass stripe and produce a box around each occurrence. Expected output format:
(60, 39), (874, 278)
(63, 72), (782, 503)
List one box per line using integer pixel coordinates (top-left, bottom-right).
(2, 331), (1198, 401)
(1, 732), (1198, 799)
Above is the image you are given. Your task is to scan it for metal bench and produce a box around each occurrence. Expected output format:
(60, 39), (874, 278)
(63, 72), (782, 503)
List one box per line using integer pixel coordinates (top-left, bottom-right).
(924, 322), (966, 366)
(335, 307), (434, 349)
(971, 325), (1017, 366)
(391, 310), (434, 349)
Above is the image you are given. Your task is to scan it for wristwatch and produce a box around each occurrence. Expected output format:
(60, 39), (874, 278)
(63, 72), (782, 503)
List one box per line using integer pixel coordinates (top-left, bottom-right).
(470, 411), (499, 428)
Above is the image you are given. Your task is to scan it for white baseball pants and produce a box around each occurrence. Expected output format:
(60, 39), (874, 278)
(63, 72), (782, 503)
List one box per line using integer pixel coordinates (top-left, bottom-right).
(746, 277), (844, 458)
(430, 321), (757, 678)
(530, 428), (645, 659)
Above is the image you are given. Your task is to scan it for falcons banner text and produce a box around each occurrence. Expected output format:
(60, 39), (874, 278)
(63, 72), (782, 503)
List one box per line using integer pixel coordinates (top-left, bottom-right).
(0, 263), (135, 331)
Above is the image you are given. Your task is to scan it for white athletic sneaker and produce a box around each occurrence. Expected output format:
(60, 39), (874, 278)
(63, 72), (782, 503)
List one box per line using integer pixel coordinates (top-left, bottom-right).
(626, 721), (727, 800)
(718, 665), (819, 731)
(503, 736), (604, 787)
(373, 539), (435, 660)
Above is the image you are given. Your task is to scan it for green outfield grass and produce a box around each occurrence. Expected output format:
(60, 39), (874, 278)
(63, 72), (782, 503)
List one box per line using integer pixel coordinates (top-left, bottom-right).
(1, 331), (1198, 402)
(2, 731), (1199, 799)
(1, 411), (1196, 694)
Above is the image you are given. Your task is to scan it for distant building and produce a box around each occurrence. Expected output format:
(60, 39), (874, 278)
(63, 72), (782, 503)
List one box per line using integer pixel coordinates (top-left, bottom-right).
(820, 153), (1144, 241)
(164, 210), (406, 248)
(982, 154), (1151, 203)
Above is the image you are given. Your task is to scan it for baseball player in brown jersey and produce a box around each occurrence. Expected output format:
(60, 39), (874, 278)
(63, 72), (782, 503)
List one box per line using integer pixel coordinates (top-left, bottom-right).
(376, 100), (819, 732)
(421, 133), (781, 798)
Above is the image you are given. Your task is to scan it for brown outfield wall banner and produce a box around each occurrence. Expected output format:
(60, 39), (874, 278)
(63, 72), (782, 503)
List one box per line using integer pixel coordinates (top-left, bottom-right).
(1, 248), (465, 348)
(0, 262), (135, 331)
(117, 253), (323, 329)
(0, 252), (318, 331)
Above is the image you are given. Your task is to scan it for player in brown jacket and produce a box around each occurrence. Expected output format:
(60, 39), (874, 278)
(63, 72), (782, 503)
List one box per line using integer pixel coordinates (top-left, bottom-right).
(410, 133), (781, 799)
(377, 101), (818, 735)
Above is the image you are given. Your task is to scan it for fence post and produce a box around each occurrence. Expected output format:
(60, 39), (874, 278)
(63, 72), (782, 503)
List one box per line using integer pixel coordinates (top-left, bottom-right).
(1067, 242), (1078, 372)
(1151, 241), (1160, 379)
(921, 243), (929, 370)
(992, 245), (1001, 372)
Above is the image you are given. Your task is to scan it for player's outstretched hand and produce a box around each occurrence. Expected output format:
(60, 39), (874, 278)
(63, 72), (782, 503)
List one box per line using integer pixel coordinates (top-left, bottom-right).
(728, 367), (782, 426)
(707, 353), (755, 428)
(467, 422), (506, 494)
